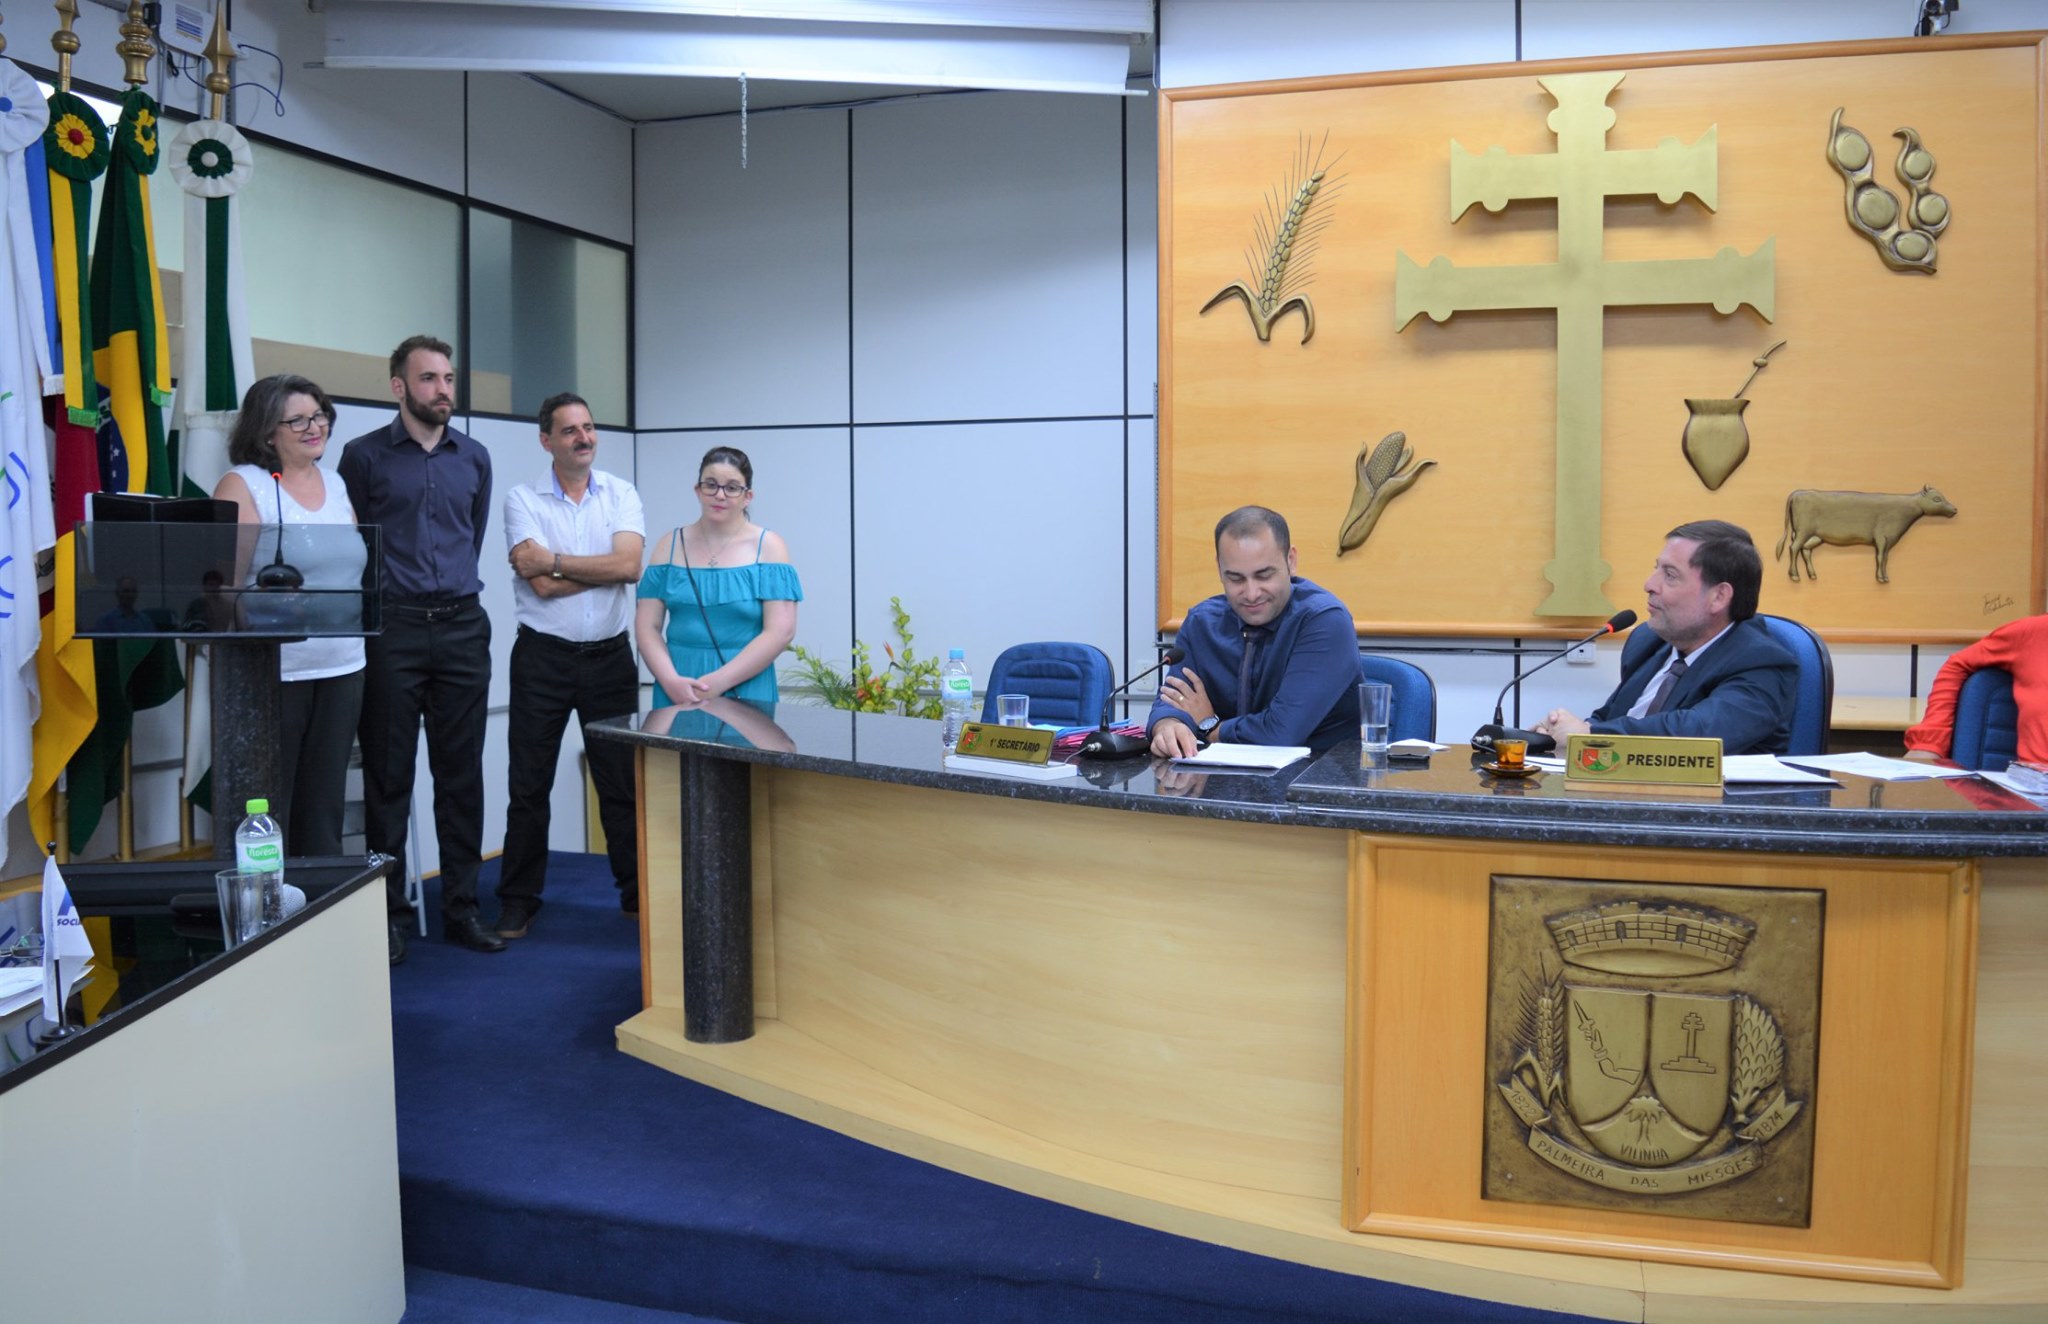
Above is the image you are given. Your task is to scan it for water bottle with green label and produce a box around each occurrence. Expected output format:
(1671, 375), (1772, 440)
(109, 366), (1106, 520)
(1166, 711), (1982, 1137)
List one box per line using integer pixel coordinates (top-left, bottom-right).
(940, 648), (974, 751)
(235, 798), (285, 927)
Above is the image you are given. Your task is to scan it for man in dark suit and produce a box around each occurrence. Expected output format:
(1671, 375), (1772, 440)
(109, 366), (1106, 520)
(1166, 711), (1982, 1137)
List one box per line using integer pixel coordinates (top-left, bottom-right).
(1531, 520), (1798, 756)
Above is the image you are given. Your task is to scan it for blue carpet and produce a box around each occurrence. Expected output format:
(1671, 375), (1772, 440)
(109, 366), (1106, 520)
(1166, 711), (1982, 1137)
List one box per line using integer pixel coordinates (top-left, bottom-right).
(403, 1266), (733, 1322)
(392, 852), (1606, 1323)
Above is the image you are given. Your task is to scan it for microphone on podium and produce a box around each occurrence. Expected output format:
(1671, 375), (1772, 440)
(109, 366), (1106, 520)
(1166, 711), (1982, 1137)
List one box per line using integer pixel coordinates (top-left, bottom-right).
(254, 471), (306, 589)
(1472, 609), (1636, 755)
(1078, 645), (1188, 760)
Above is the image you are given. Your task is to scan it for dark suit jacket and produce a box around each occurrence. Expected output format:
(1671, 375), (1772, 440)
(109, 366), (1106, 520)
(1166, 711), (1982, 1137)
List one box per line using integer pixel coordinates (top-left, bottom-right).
(1590, 617), (1799, 755)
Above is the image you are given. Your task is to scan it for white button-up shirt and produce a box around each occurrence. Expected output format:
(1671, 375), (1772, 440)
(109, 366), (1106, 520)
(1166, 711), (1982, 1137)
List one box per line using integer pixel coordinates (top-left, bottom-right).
(504, 465), (646, 643)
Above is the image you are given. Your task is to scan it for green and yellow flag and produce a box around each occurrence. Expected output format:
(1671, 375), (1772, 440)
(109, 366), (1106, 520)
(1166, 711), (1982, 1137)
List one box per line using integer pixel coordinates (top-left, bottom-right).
(68, 87), (181, 850)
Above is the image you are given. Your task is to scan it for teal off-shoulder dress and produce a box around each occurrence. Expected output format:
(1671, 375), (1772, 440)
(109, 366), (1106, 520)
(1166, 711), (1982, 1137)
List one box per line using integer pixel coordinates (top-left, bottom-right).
(637, 528), (804, 709)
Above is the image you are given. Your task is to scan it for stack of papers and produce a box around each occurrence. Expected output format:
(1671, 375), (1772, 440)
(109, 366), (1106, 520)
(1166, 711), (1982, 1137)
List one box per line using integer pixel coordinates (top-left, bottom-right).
(1779, 752), (1976, 781)
(943, 754), (1079, 781)
(1722, 756), (1840, 786)
(1171, 743), (1310, 771)
(0, 968), (42, 1018)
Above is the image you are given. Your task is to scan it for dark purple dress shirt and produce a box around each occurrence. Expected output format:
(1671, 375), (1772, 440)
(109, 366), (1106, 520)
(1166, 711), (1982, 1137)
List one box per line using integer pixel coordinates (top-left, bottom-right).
(339, 415), (493, 600)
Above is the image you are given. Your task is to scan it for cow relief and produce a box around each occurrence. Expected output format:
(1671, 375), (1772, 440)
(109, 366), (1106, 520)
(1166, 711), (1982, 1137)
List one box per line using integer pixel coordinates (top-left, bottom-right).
(1775, 485), (1957, 583)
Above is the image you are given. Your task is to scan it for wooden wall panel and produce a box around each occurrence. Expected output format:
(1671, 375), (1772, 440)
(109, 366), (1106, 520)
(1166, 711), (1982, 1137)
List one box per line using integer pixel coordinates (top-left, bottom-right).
(1161, 36), (2047, 640)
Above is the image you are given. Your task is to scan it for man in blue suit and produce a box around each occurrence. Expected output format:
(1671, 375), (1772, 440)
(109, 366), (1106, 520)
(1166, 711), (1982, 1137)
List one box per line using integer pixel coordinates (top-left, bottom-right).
(1531, 520), (1797, 756)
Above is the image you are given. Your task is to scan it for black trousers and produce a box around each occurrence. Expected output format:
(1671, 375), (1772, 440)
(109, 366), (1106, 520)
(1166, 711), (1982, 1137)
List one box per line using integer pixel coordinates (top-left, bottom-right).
(358, 597), (491, 924)
(495, 626), (639, 917)
(277, 668), (366, 857)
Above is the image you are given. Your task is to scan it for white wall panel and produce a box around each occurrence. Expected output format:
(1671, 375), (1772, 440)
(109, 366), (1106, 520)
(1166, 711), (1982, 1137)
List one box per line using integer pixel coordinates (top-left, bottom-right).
(230, 3), (468, 189)
(634, 112), (851, 430)
(854, 421), (1126, 686)
(467, 73), (633, 244)
(633, 427), (855, 681)
(1124, 418), (1160, 682)
(1158, 0), (1516, 87)
(1126, 93), (1160, 420)
(852, 92), (1124, 423)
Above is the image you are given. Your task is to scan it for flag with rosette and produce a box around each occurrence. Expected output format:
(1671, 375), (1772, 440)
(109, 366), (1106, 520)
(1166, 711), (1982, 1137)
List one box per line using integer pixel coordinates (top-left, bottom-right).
(64, 87), (183, 851)
(31, 87), (108, 850)
(1, 60), (55, 823)
(168, 117), (255, 813)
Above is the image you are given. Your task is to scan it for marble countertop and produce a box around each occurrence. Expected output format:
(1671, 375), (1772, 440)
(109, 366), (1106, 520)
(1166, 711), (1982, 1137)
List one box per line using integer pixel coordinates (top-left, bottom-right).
(589, 704), (2048, 859)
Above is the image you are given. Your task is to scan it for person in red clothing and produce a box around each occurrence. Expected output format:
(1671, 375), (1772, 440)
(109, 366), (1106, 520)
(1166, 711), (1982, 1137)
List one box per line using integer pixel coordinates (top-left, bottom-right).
(1902, 615), (2048, 766)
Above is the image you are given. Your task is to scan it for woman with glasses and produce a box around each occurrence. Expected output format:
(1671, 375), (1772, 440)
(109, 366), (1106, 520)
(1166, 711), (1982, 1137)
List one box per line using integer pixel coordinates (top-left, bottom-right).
(635, 446), (802, 708)
(211, 373), (367, 855)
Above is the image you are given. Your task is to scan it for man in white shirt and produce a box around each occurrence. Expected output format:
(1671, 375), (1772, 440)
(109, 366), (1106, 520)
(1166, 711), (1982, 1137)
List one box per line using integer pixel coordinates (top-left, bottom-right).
(1530, 520), (1799, 756)
(494, 393), (647, 937)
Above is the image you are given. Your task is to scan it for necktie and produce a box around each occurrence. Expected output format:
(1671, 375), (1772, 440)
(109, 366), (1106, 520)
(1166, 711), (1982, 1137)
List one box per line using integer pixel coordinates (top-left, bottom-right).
(1237, 629), (1260, 714)
(1644, 655), (1689, 716)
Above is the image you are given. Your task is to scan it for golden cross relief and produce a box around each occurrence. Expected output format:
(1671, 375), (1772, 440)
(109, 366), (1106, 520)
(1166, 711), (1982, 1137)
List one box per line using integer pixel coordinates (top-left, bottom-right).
(1395, 72), (1776, 617)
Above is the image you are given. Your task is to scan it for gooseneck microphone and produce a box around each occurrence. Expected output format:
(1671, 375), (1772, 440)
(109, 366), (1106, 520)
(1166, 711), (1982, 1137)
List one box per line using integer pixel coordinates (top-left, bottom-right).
(1078, 645), (1188, 760)
(1472, 609), (1637, 754)
(254, 470), (305, 589)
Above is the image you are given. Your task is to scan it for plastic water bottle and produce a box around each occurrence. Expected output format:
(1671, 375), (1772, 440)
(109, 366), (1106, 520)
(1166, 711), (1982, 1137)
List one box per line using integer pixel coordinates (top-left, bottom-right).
(235, 798), (285, 928)
(940, 648), (974, 751)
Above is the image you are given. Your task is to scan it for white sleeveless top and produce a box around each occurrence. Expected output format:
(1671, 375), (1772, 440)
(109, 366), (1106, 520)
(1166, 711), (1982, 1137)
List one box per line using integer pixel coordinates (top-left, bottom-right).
(231, 463), (368, 682)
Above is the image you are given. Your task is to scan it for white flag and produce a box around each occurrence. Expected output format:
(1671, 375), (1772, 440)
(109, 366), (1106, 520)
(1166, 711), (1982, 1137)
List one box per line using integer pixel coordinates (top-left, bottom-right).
(169, 118), (256, 814)
(39, 854), (93, 1022)
(0, 62), (54, 823)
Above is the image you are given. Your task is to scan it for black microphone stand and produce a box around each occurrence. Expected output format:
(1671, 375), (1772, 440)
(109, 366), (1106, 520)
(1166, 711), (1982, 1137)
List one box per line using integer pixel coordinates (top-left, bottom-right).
(1078, 646), (1186, 759)
(1472, 611), (1637, 755)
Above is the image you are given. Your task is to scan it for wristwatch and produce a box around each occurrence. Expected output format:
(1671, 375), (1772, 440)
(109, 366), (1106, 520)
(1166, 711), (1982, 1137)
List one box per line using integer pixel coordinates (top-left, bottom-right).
(1196, 714), (1221, 744)
(550, 552), (564, 580)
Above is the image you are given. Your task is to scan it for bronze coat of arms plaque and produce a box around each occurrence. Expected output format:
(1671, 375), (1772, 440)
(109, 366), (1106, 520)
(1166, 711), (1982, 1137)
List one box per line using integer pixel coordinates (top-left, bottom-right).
(1484, 876), (1821, 1226)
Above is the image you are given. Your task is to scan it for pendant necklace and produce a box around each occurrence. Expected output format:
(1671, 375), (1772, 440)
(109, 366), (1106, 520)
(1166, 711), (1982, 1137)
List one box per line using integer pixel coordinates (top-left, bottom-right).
(697, 521), (747, 567)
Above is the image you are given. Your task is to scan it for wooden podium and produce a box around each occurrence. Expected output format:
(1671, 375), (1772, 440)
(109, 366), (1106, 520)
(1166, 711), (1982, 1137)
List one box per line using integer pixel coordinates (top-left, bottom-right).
(592, 706), (2047, 1319)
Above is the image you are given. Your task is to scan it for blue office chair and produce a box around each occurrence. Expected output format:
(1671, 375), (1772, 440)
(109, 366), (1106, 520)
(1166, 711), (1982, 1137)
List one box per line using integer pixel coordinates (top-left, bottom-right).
(1617, 613), (1832, 756)
(1949, 667), (2018, 772)
(980, 642), (1117, 727)
(1358, 654), (1437, 743)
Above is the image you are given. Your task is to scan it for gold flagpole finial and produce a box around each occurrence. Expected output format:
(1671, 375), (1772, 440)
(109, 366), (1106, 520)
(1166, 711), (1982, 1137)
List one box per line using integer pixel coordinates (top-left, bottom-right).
(52, 0), (81, 92)
(117, 0), (156, 86)
(203, 2), (235, 121)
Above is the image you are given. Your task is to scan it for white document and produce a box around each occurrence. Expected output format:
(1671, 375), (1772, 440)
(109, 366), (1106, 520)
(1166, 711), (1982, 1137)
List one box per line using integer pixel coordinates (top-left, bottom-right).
(1980, 770), (2048, 804)
(942, 754), (1079, 782)
(1525, 756), (1568, 772)
(0, 967), (43, 1018)
(1780, 752), (1975, 781)
(1721, 755), (1840, 786)
(1172, 743), (1311, 771)
(1388, 739), (1448, 755)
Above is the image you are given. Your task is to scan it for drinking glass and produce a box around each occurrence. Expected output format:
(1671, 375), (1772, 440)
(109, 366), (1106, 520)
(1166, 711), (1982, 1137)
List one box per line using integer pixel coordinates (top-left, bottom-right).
(1358, 682), (1393, 752)
(997, 694), (1030, 727)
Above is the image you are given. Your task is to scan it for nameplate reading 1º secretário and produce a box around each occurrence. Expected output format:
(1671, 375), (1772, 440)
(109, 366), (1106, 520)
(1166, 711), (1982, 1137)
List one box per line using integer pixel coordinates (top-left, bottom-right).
(954, 722), (1056, 766)
(1564, 733), (1724, 792)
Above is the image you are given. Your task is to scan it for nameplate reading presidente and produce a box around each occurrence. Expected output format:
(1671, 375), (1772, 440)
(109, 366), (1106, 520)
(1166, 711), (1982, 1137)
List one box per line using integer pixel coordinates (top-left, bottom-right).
(954, 722), (1055, 766)
(1565, 734), (1723, 790)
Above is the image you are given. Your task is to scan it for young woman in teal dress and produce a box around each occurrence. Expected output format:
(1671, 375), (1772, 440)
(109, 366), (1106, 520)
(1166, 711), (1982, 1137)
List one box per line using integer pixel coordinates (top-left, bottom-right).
(635, 446), (802, 708)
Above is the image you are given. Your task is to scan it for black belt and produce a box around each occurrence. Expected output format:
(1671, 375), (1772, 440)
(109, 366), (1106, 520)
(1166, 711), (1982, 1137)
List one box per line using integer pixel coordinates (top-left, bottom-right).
(518, 625), (629, 655)
(385, 593), (478, 620)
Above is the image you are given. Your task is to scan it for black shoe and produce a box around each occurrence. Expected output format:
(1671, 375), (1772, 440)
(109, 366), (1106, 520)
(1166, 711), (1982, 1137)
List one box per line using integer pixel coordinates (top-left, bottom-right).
(493, 909), (533, 940)
(445, 915), (508, 953)
(620, 887), (639, 917)
(389, 921), (409, 966)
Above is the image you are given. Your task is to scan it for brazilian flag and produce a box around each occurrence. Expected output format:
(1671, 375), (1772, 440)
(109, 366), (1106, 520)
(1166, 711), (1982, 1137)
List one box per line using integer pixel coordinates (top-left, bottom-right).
(68, 88), (182, 851)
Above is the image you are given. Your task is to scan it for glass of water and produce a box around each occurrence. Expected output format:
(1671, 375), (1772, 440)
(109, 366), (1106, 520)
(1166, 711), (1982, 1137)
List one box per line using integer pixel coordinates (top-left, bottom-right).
(997, 693), (1030, 726)
(1358, 681), (1393, 752)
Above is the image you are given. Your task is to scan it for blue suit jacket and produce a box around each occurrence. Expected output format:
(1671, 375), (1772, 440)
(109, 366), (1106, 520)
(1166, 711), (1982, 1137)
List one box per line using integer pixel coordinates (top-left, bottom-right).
(1591, 617), (1799, 756)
